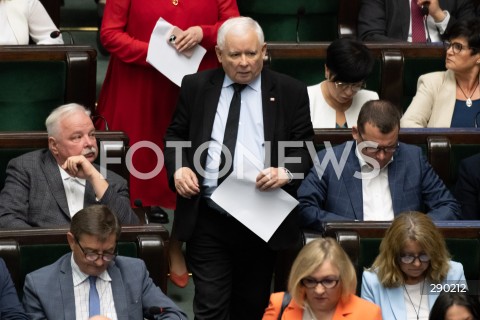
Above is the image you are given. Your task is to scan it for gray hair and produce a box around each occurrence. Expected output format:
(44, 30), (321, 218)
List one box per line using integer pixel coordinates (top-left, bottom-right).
(217, 16), (265, 50)
(45, 103), (91, 138)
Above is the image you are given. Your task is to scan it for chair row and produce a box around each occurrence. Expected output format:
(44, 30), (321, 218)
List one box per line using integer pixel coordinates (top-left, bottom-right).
(0, 45), (97, 131)
(265, 42), (445, 113)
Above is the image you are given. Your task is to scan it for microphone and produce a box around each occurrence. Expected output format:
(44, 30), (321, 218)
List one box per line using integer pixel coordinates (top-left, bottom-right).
(296, 6), (305, 43)
(91, 114), (110, 131)
(134, 199), (150, 224)
(50, 30), (74, 45)
(421, 2), (432, 43)
(421, 1), (430, 16)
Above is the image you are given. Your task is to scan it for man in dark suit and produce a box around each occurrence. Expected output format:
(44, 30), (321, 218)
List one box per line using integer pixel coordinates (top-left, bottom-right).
(0, 257), (28, 319)
(164, 16), (314, 320)
(0, 103), (139, 228)
(455, 153), (480, 219)
(22, 205), (185, 319)
(298, 100), (460, 232)
(358, 0), (474, 42)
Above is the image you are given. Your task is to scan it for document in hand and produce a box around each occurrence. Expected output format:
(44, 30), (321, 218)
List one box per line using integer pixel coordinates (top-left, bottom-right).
(211, 171), (299, 242)
(146, 17), (207, 86)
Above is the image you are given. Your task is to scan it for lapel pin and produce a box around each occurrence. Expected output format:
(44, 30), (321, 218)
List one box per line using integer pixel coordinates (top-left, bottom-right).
(270, 97), (275, 102)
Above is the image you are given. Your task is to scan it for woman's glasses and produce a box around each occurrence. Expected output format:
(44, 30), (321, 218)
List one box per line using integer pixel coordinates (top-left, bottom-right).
(399, 254), (430, 264)
(444, 41), (477, 54)
(301, 277), (340, 289)
(333, 81), (366, 93)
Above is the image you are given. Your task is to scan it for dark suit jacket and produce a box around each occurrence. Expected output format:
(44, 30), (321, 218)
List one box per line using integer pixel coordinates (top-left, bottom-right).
(298, 141), (460, 231)
(358, 0), (474, 42)
(455, 153), (480, 219)
(0, 149), (139, 228)
(23, 254), (186, 320)
(0, 258), (28, 319)
(164, 68), (314, 250)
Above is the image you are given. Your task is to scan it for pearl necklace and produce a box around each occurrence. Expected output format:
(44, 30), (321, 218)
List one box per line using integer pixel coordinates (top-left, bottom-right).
(457, 79), (479, 107)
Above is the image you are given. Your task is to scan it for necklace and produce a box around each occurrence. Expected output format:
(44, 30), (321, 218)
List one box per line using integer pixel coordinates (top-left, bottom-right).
(457, 79), (479, 107)
(403, 280), (425, 320)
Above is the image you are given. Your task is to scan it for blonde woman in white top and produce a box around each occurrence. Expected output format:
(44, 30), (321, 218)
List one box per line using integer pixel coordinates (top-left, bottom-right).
(308, 38), (378, 129)
(0, 0), (63, 44)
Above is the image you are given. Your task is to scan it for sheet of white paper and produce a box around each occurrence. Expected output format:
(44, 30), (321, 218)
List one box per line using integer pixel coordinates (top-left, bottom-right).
(146, 18), (207, 86)
(211, 168), (299, 243)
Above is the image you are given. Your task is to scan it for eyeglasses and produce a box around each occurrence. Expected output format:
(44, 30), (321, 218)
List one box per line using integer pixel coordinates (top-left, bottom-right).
(399, 254), (431, 264)
(75, 237), (117, 262)
(358, 131), (399, 154)
(443, 41), (477, 54)
(301, 277), (340, 289)
(333, 80), (366, 92)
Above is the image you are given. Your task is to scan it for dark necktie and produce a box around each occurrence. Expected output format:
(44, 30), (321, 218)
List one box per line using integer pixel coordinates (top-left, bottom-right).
(89, 276), (100, 317)
(411, 0), (426, 42)
(218, 83), (247, 185)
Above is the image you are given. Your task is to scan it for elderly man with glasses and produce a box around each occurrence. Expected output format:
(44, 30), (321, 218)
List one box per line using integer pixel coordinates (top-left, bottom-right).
(22, 204), (187, 320)
(298, 99), (460, 232)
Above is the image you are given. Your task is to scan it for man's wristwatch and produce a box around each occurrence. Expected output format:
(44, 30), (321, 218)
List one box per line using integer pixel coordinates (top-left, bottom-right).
(283, 167), (293, 184)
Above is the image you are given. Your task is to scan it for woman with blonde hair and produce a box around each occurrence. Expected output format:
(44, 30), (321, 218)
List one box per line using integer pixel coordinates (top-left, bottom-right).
(263, 238), (381, 320)
(361, 212), (466, 320)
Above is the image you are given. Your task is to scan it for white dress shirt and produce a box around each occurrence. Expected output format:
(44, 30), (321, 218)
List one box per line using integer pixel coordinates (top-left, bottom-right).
(60, 166), (86, 217)
(71, 255), (117, 320)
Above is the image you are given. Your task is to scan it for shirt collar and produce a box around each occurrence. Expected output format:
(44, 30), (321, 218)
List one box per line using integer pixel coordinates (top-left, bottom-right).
(223, 74), (261, 92)
(71, 254), (112, 287)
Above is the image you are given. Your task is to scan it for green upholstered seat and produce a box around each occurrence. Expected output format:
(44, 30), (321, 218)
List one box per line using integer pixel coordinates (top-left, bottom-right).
(0, 61), (66, 131)
(238, 0), (338, 41)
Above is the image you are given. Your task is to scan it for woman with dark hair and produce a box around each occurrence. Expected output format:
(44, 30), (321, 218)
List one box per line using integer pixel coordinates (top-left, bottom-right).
(263, 238), (381, 320)
(361, 212), (466, 320)
(429, 292), (480, 320)
(401, 18), (480, 127)
(308, 37), (378, 128)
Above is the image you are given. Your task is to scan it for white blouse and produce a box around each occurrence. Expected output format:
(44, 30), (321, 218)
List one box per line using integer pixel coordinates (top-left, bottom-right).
(0, 0), (63, 44)
(307, 82), (379, 129)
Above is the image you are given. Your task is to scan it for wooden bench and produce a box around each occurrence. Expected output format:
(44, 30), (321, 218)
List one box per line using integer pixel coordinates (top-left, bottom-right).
(317, 221), (480, 294)
(0, 45), (97, 130)
(265, 42), (445, 112)
(0, 224), (170, 297)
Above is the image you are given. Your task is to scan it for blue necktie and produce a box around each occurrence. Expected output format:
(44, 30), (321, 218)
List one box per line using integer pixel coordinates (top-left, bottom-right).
(89, 276), (100, 317)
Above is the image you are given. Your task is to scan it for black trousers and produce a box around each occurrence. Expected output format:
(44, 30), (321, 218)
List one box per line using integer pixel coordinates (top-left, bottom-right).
(186, 200), (277, 320)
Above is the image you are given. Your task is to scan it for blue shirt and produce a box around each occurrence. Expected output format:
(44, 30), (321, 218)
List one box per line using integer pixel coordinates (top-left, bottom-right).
(450, 99), (480, 127)
(202, 75), (265, 198)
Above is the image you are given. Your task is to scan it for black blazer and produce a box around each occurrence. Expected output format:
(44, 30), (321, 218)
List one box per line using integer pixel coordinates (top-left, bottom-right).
(164, 68), (314, 250)
(358, 0), (475, 42)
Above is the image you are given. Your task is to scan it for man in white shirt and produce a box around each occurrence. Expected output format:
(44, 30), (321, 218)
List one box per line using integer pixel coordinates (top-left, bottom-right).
(0, 103), (139, 227)
(298, 99), (460, 231)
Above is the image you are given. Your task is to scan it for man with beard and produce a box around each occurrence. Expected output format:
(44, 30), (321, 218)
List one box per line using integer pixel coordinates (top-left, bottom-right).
(0, 103), (138, 227)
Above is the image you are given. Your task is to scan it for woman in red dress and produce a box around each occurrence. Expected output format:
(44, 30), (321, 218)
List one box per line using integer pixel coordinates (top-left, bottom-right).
(96, 0), (239, 286)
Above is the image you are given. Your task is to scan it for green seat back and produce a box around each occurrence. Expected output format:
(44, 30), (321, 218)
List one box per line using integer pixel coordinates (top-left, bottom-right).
(238, 0), (338, 41)
(269, 58), (382, 90)
(402, 58), (445, 112)
(18, 243), (137, 299)
(0, 61), (66, 130)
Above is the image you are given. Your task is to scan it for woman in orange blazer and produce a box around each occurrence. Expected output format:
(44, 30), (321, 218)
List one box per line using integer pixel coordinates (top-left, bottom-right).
(263, 238), (382, 320)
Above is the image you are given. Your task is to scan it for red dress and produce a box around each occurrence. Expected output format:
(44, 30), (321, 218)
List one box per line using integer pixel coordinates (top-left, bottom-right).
(96, 0), (239, 208)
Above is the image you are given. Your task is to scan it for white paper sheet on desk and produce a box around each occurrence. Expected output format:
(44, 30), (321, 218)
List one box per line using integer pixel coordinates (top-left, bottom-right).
(211, 169), (299, 243)
(146, 18), (207, 86)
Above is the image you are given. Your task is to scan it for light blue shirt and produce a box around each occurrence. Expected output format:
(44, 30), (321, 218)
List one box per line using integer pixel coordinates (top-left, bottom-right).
(203, 75), (265, 198)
